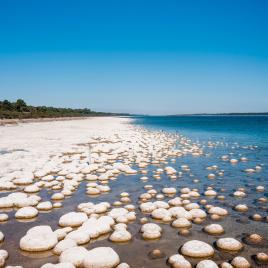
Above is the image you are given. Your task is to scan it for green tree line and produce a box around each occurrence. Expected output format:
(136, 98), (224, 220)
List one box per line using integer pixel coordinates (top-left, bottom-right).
(0, 99), (116, 119)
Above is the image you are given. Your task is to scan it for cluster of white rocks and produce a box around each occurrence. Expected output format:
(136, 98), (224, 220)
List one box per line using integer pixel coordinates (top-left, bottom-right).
(19, 222), (129, 267)
(141, 223), (162, 240)
(43, 247), (127, 268)
(167, 239), (254, 268)
(138, 187), (230, 234)
(0, 117), (267, 267)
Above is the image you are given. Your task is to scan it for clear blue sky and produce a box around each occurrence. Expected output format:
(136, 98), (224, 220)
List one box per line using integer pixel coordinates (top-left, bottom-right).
(0, 0), (267, 114)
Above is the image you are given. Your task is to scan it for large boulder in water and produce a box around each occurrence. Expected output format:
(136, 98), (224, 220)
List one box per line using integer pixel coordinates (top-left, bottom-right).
(20, 225), (58, 251)
(181, 240), (214, 257)
(83, 247), (120, 268)
(216, 238), (243, 251)
(59, 212), (88, 227)
(59, 246), (88, 267)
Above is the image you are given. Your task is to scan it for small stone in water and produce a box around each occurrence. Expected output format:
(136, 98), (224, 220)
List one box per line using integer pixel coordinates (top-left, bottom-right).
(148, 249), (166, 259)
(231, 256), (250, 268)
(256, 252), (268, 263)
(248, 233), (263, 243)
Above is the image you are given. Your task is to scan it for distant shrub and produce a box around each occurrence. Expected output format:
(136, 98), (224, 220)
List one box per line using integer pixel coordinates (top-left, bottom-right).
(0, 99), (123, 119)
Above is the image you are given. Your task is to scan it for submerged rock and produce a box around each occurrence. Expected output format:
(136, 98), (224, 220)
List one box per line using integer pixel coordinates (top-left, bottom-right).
(216, 238), (243, 251)
(53, 239), (77, 255)
(0, 249), (8, 267)
(15, 206), (38, 219)
(0, 214), (8, 222)
(168, 254), (191, 268)
(256, 252), (268, 263)
(141, 223), (162, 240)
(196, 260), (218, 268)
(41, 263), (75, 268)
(109, 229), (131, 242)
(20, 225), (58, 251)
(83, 247), (120, 268)
(231, 256), (250, 268)
(181, 240), (214, 257)
(172, 218), (191, 228)
(59, 246), (87, 267)
(204, 224), (224, 235)
(0, 232), (4, 243)
(65, 230), (90, 245)
(148, 249), (166, 259)
(59, 212), (88, 227)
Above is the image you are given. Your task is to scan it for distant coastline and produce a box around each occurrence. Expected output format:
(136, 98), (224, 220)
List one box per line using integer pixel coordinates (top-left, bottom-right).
(168, 112), (268, 116)
(130, 113), (268, 117)
(1, 99), (267, 121)
(0, 99), (129, 120)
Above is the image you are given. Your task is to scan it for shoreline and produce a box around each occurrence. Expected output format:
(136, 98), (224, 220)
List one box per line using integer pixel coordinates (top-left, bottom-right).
(0, 116), (133, 179)
(0, 116), (267, 267)
(0, 116), (115, 126)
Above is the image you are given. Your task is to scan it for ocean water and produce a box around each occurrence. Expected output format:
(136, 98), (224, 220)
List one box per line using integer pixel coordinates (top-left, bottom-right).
(133, 115), (268, 146)
(133, 115), (268, 198)
(130, 115), (268, 266)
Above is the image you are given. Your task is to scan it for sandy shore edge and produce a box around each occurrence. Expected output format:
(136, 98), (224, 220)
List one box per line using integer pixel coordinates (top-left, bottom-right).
(0, 116), (133, 177)
(0, 116), (120, 126)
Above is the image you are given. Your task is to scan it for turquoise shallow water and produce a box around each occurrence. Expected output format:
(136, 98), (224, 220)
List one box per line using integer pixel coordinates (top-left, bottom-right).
(134, 115), (268, 194)
(133, 115), (268, 145)
(134, 115), (268, 166)
(131, 115), (268, 267)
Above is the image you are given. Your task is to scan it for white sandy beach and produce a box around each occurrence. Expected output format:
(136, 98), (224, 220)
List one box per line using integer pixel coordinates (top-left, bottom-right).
(0, 117), (132, 179)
